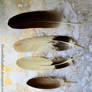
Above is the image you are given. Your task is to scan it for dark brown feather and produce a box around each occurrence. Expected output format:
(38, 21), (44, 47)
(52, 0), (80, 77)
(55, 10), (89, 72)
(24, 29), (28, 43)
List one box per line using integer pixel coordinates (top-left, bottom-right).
(27, 77), (60, 89)
(8, 10), (62, 29)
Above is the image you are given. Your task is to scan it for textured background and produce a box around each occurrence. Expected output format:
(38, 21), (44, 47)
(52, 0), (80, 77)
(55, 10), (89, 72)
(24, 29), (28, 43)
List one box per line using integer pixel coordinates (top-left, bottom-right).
(0, 0), (92, 92)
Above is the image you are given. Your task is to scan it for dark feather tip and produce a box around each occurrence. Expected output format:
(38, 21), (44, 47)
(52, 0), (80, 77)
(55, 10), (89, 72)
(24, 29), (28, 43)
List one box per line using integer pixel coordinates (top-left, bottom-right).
(53, 36), (73, 42)
(55, 63), (70, 69)
(52, 36), (74, 51)
(8, 10), (62, 29)
(53, 42), (69, 51)
(52, 57), (67, 64)
(52, 57), (70, 69)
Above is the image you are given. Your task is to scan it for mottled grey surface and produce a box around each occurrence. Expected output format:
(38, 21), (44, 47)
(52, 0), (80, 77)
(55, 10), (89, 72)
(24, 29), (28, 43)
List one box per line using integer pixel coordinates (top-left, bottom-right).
(0, 0), (92, 92)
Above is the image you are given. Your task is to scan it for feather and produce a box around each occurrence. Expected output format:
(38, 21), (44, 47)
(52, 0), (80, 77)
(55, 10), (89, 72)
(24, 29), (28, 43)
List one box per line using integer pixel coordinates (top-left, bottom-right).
(26, 76), (77, 89)
(13, 36), (84, 52)
(16, 56), (74, 70)
(27, 77), (60, 89)
(8, 10), (62, 29)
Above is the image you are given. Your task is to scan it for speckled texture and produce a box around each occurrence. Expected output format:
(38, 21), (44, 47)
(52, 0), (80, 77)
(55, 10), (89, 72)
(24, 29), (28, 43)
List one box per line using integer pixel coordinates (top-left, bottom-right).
(0, 0), (92, 92)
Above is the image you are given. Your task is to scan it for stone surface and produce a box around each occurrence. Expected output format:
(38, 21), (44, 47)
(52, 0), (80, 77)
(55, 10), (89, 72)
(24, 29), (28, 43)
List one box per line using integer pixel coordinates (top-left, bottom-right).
(0, 0), (92, 92)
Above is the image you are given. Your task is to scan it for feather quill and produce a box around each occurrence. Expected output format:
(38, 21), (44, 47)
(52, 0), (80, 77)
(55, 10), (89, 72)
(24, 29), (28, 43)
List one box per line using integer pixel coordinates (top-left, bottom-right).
(14, 36), (84, 52)
(8, 10), (62, 29)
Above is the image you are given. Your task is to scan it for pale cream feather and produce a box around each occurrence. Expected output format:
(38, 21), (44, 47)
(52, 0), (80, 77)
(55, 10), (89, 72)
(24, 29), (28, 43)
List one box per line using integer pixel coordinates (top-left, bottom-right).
(14, 36), (54, 52)
(16, 57), (55, 70)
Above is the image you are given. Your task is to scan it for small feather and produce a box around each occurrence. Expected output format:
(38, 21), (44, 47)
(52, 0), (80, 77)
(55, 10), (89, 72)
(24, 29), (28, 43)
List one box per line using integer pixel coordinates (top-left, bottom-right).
(8, 10), (62, 29)
(27, 77), (60, 89)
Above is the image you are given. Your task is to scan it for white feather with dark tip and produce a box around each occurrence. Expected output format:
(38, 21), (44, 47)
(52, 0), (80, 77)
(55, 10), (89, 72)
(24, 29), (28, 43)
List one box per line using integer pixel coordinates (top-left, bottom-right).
(16, 56), (74, 70)
(14, 36), (84, 53)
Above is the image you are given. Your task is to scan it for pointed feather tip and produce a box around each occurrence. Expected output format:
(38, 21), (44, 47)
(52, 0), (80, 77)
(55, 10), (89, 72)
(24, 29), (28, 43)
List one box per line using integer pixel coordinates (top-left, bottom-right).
(8, 10), (62, 29)
(52, 36), (84, 51)
(52, 36), (73, 51)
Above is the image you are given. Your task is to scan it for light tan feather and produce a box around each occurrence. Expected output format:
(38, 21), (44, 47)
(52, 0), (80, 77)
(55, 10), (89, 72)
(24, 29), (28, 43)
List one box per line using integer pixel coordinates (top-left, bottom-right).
(16, 57), (55, 70)
(14, 36), (54, 52)
(14, 36), (84, 53)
